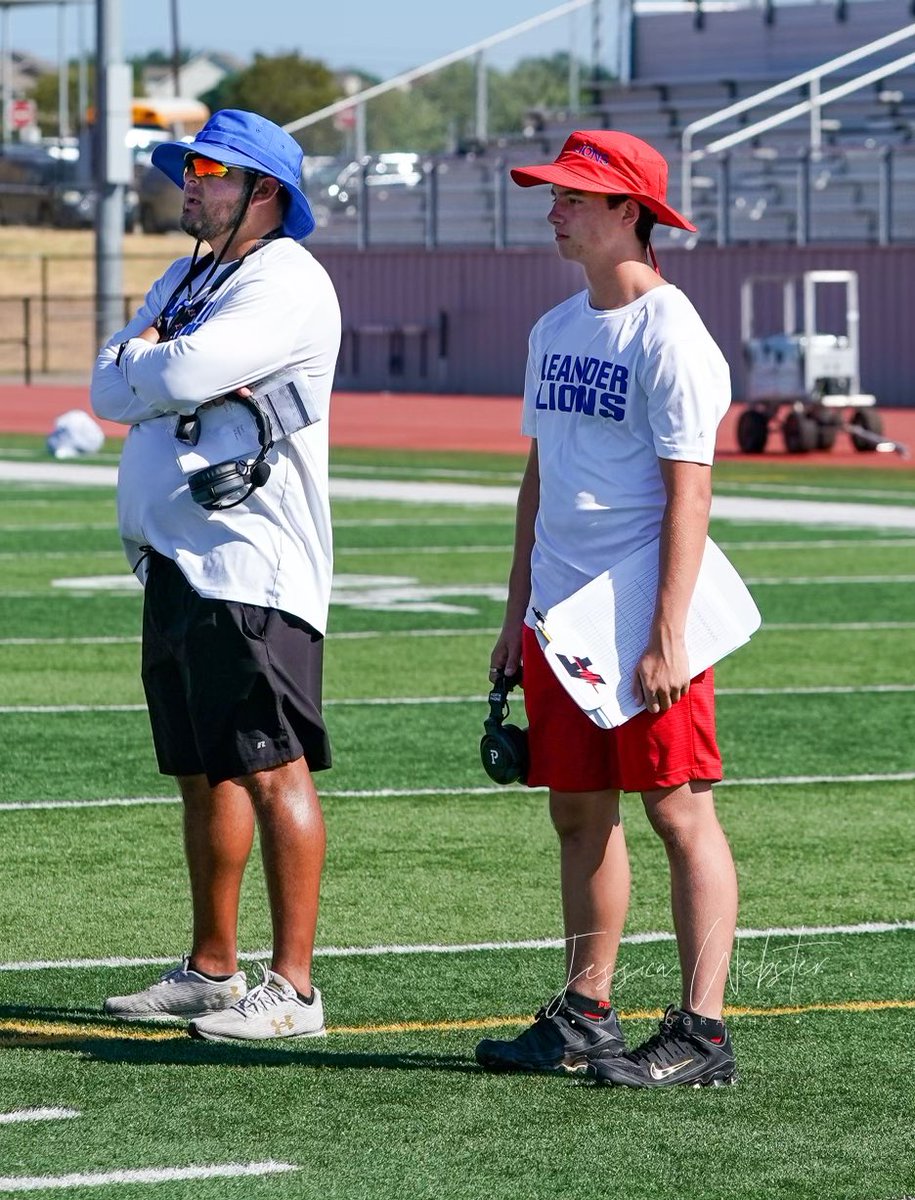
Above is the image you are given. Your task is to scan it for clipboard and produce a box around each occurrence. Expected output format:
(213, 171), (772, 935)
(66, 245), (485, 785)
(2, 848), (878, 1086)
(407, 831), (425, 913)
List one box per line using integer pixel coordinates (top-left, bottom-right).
(534, 537), (762, 729)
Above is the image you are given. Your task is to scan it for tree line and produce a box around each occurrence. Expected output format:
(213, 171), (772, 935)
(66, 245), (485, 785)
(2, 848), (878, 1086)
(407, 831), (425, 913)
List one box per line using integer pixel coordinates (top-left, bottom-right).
(29, 49), (605, 155)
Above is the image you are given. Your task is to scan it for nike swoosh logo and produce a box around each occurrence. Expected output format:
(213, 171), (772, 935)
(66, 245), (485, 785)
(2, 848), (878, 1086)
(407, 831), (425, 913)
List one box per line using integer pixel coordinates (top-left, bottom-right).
(649, 1057), (694, 1080)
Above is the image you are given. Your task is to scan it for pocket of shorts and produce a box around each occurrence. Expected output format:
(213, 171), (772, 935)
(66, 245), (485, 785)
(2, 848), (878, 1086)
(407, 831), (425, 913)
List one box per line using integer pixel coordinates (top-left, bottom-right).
(238, 604), (270, 643)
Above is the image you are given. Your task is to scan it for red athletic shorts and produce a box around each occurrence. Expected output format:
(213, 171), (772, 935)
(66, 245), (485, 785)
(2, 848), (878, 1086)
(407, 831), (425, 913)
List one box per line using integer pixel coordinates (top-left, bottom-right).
(521, 623), (723, 794)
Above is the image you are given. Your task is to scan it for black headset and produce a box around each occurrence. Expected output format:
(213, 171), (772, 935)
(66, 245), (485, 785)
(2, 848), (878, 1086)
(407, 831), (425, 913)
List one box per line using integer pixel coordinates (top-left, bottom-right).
(187, 395), (274, 511)
(480, 667), (529, 785)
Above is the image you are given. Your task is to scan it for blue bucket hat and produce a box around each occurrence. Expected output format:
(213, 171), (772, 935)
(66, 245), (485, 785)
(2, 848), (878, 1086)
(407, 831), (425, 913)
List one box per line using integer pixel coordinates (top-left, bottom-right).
(151, 108), (315, 240)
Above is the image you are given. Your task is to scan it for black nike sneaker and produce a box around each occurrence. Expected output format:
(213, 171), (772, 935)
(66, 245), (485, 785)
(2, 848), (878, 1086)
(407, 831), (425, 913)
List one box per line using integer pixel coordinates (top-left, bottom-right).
(475, 993), (625, 1074)
(590, 1005), (737, 1088)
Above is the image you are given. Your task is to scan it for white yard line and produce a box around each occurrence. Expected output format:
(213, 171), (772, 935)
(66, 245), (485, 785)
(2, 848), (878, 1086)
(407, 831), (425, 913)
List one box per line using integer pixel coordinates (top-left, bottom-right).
(1, 772), (913, 814)
(1, 622), (914, 649)
(746, 575), (915, 585)
(1, 921), (913, 975)
(716, 538), (915, 550)
(0, 553), (122, 561)
(0, 637), (141, 646)
(2, 683), (914, 715)
(0, 1162), (297, 1193)
(713, 496), (915, 529)
(0, 1110), (79, 1126)
(0, 524), (112, 533)
(336, 545), (509, 555)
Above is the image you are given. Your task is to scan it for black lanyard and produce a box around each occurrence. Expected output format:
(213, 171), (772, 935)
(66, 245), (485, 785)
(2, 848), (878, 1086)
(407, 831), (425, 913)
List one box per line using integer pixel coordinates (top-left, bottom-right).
(153, 228), (283, 343)
(153, 254), (246, 343)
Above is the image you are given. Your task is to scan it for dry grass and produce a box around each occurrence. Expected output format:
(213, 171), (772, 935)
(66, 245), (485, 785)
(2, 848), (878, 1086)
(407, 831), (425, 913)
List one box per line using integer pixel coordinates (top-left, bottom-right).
(0, 226), (197, 377)
(0, 226), (195, 297)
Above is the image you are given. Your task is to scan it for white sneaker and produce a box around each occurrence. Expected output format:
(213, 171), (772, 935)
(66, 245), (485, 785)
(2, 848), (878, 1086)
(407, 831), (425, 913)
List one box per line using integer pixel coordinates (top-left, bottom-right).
(103, 957), (247, 1023)
(188, 964), (326, 1042)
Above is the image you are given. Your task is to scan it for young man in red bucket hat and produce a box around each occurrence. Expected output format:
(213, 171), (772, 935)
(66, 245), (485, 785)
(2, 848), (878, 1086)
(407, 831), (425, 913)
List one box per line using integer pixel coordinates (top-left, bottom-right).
(476, 131), (739, 1088)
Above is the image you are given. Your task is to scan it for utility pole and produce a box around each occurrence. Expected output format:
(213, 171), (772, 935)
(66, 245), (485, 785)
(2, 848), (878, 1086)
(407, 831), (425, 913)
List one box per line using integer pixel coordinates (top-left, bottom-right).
(590, 0), (602, 106)
(169, 0), (181, 97)
(94, 0), (132, 346)
(1, 7), (10, 148)
(57, 3), (70, 140)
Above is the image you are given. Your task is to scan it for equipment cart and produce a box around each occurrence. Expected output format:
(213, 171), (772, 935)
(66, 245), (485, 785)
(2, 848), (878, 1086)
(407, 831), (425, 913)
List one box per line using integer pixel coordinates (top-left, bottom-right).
(737, 270), (901, 455)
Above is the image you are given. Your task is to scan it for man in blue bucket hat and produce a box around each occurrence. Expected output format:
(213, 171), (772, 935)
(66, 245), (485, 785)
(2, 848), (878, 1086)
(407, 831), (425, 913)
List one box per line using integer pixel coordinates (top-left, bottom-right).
(91, 110), (341, 1042)
(151, 108), (317, 242)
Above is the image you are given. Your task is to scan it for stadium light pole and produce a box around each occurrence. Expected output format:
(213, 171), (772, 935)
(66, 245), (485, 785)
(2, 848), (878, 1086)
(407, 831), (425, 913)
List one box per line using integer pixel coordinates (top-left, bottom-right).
(94, 0), (131, 345)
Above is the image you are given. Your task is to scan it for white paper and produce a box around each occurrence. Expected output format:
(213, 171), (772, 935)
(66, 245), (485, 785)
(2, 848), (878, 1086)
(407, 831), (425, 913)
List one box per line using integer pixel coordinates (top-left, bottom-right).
(536, 537), (762, 729)
(174, 397), (261, 475)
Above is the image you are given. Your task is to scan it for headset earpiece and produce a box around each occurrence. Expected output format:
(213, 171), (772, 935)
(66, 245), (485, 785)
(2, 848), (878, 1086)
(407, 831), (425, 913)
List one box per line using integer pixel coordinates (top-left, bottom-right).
(186, 396), (274, 510)
(249, 460), (271, 488)
(480, 667), (529, 785)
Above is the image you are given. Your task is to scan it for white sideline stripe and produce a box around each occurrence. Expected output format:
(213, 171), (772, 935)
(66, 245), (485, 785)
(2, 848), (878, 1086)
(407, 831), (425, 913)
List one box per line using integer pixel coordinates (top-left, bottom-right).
(2, 772), (914, 814)
(746, 575), (915, 585)
(0, 1109), (79, 1126)
(2, 622), (914, 649)
(3, 683), (915, 714)
(0, 1162), (297, 1193)
(1, 922), (914, 975)
(2, 460), (914, 528)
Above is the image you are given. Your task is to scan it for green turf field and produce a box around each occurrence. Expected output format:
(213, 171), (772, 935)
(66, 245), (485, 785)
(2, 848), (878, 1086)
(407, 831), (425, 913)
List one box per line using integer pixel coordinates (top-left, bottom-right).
(0, 434), (913, 1199)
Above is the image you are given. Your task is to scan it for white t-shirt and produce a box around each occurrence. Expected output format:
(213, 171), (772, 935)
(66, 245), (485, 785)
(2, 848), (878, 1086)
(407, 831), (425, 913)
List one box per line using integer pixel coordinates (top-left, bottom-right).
(90, 237), (341, 635)
(521, 284), (730, 617)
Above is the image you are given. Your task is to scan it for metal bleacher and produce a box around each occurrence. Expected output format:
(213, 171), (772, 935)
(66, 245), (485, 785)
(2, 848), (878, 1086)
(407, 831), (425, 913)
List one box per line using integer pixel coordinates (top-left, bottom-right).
(305, 1), (915, 250)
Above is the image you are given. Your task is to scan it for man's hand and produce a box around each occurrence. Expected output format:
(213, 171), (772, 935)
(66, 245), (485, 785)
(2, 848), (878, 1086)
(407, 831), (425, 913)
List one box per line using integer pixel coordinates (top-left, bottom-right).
(634, 632), (691, 715)
(135, 325), (161, 345)
(490, 621), (524, 685)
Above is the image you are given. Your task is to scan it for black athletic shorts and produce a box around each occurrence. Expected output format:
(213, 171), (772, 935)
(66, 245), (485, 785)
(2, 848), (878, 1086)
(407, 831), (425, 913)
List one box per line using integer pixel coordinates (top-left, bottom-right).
(140, 551), (332, 786)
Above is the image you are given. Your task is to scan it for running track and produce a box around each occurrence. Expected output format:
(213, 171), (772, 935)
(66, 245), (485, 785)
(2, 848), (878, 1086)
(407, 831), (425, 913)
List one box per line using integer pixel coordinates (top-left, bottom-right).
(1, 380), (913, 464)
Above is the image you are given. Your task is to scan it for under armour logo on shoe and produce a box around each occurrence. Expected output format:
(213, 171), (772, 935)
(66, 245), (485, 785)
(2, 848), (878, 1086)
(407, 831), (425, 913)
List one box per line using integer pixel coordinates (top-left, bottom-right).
(271, 1014), (295, 1034)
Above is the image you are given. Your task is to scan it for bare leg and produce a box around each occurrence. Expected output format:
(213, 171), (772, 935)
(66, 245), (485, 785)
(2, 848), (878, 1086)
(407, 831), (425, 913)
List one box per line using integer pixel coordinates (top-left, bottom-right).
(642, 781), (738, 1019)
(549, 788), (631, 1002)
(178, 773), (255, 977)
(243, 757), (326, 997)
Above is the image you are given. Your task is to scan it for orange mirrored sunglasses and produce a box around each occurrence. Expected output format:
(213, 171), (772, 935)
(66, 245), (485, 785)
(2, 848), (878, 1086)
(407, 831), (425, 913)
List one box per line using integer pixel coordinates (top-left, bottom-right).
(183, 153), (231, 178)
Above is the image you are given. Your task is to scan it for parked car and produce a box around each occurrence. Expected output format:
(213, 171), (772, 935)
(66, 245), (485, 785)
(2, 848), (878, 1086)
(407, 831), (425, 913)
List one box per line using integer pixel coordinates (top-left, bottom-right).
(309, 153), (423, 218)
(0, 144), (138, 231)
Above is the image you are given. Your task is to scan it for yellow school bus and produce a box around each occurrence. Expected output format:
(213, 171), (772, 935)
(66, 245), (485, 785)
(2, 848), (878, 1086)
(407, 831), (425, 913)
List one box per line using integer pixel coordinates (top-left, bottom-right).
(86, 98), (210, 137)
(129, 98), (210, 134)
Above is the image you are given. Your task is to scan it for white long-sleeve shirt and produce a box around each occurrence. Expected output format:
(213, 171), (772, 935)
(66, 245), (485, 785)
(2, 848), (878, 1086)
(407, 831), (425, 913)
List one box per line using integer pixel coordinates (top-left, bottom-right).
(91, 237), (341, 634)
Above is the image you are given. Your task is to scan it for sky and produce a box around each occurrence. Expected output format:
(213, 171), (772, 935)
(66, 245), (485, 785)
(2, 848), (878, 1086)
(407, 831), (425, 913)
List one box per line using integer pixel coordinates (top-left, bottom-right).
(3, 0), (602, 79)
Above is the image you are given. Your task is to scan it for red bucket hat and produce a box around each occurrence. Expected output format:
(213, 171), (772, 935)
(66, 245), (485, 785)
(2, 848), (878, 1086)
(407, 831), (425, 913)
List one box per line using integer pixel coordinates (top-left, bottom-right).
(511, 130), (696, 232)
